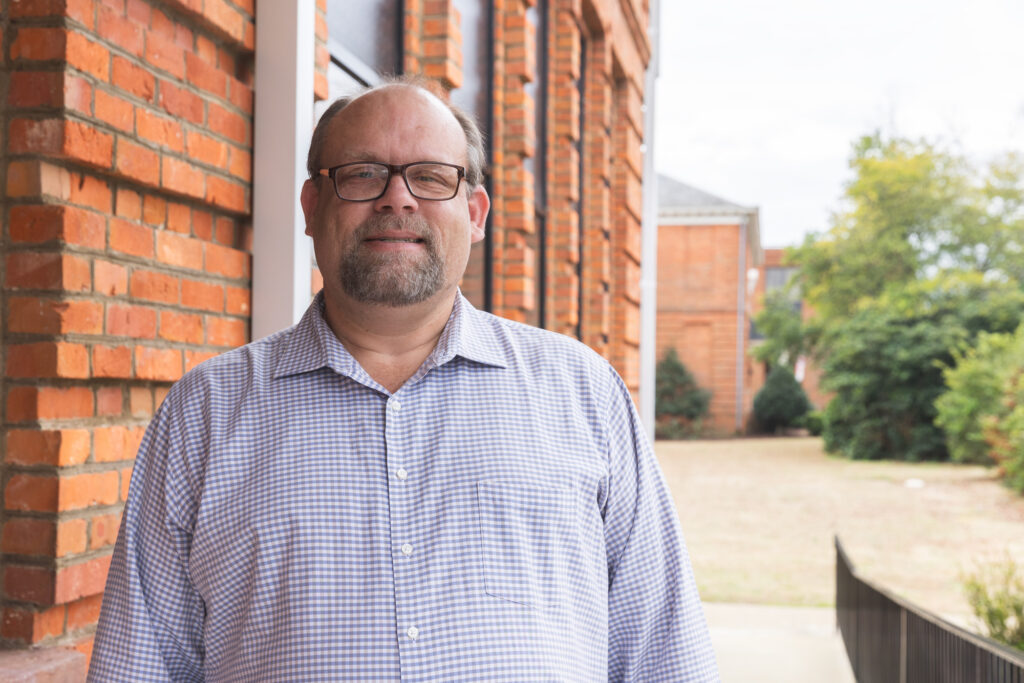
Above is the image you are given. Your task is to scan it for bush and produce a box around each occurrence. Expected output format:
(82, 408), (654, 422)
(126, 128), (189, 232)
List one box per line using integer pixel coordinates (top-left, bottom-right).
(801, 410), (824, 436)
(655, 348), (711, 439)
(984, 367), (1024, 494)
(963, 557), (1024, 651)
(753, 366), (811, 433)
(935, 328), (1022, 464)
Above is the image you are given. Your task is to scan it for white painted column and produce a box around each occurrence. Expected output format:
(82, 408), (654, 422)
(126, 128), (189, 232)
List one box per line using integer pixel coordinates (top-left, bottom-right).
(639, 0), (662, 441)
(252, 0), (315, 340)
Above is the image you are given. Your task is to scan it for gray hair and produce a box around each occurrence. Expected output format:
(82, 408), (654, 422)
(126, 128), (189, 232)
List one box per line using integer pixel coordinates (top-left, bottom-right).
(306, 75), (487, 189)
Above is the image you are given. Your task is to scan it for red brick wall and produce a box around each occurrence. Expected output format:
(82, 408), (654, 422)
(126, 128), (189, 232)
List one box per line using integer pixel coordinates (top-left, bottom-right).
(1, 0), (255, 660)
(656, 222), (747, 434)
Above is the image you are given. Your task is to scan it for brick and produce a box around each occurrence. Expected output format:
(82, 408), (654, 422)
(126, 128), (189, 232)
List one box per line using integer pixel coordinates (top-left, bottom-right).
(205, 174), (247, 213)
(185, 51), (227, 97)
(111, 55), (155, 100)
(135, 346), (182, 381)
(6, 429), (90, 466)
(205, 0), (246, 42)
(9, 204), (105, 249)
(59, 471), (119, 512)
(109, 218), (154, 258)
(204, 242), (247, 278)
(144, 31), (184, 78)
(94, 260), (128, 296)
(185, 130), (227, 168)
(129, 269), (179, 303)
(67, 32), (110, 81)
(166, 202), (191, 233)
(105, 303), (157, 338)
(227, 76), (253, 113)
(206, 316), (246, 347)
(142, 194), (167, 226)
(114, 137), (160, 186)
(126, 0), (149, 24)
(135, 107), (183, 152)
(185, 349), (218, 371)
(162, 156), (205, 198)
(97, 4), (145, 55)
(2, 518), (55, 556)
(5, 252), (91, 292)
(7, 341), (90, 379)
(67, 594), (104, 630)
(173, 22), (193, 50)
(54, 555), (112, 603)
(129, 386), (152, 417)
(0, 604), (65, 643)
(96, 386), (123, 416)
(120, 465), (134, 500)
(10, 27), (66, 62)
(154, 230), (203, 270)
(227, 146), (251, 182)
(8, 297), (103, 335)
(225, 286), (250, 315)
(3, 565), (55, 604)
(9, 119), (114, 169)
(9, 71), (62, 107)
(68, 171), (112, 212)
(158, 80), (203, 124)
(93, 425), (141, 462)
(149, 7), (175, 40)
(56, 518), (88, 557)
(5, 474), (58, 513)
(207, 102), (248, 144)
(181, 278), (223, 311)
(116, 187), (142, 219)
(191, 209), (212, 240)
(95, 89), (135, 131)
(93, 345), (132, 378)
(157, 310), (201, 344)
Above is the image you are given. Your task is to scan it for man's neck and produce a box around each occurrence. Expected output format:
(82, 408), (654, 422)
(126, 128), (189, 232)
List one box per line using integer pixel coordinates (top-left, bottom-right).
(321, 287), (457, 393)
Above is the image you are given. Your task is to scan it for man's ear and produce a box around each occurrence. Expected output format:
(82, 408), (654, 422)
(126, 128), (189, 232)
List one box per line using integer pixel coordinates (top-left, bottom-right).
(467, 185), (490, 243)
(300, 179), (319, 236)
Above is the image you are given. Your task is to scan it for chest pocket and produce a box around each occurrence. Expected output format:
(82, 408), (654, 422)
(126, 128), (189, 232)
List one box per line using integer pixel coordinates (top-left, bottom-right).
(477, 481), (577, 609)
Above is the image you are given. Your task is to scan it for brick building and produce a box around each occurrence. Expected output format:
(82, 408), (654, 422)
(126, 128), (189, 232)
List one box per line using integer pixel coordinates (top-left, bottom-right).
(656, 175), (764, 434)
(0, 0), (656, 675)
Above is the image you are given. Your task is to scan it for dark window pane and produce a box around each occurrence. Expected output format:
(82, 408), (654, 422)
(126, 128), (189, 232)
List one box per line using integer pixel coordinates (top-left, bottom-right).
(326, 0), (401, 76)
(451, 0), (490, 130)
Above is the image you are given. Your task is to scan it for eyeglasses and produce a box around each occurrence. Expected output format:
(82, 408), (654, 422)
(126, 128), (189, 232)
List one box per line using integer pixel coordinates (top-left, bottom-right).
(318, 161), (466, 202)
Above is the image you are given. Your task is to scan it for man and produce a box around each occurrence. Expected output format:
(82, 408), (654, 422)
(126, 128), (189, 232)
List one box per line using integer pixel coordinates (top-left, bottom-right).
(89, 77), (719, 682)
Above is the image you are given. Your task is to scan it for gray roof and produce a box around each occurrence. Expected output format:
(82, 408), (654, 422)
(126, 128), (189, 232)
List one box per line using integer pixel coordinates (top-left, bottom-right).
(657, 174), (749, 212)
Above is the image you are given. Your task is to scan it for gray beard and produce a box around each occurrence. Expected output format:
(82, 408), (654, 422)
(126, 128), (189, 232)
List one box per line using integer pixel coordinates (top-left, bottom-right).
(338, 214), (445, 306)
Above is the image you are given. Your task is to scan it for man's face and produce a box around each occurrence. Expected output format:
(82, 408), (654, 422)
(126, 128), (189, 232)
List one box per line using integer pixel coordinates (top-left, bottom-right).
(301, 86), (489, 308)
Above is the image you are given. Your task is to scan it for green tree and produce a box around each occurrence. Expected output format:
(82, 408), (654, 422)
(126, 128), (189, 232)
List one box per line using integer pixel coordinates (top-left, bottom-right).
(655, 348), (711, 439)
(820, 275), (1024, 461)
(753, 367), (811, 433)
(751, 288), (809, 371)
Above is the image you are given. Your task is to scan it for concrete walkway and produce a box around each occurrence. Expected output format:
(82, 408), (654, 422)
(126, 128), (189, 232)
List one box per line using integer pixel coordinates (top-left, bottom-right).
(705, 603), (855, 682)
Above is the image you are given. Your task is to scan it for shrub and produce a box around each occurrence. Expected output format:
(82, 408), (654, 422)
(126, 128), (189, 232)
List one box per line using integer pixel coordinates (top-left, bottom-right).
(963, 557), (1024, 651)
(655, 348), (711, 439)
(801, 410), (824, 436)
(984, 367), (1024, 494)
(935, 328), (1022, 464)
(753, 366), (811, 433)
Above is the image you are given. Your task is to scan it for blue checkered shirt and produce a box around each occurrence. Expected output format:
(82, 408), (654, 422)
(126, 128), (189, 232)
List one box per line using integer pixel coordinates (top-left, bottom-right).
(89, 292), (719, 682)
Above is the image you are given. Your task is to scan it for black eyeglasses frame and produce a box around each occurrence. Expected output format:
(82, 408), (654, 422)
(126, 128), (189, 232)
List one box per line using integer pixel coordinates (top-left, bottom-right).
(317, 161), (467, 202)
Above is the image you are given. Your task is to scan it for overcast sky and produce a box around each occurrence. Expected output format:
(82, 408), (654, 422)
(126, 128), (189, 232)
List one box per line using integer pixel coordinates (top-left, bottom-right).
(653, 0), (1024, 248)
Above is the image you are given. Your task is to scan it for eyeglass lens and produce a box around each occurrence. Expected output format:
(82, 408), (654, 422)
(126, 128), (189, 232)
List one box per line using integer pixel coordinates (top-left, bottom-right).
(334, 163), (461, 201)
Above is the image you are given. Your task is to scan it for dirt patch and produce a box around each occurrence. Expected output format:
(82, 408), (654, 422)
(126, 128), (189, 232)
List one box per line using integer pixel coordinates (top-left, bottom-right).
(657, 436), (1024, 624)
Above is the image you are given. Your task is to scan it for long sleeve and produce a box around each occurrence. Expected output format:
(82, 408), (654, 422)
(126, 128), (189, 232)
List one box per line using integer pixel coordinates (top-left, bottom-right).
(603, 368), (720, 682)
(88, 396), (205, 682)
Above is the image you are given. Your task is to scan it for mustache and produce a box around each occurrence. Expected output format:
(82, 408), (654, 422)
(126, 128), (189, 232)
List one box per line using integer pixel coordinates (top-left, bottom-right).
(353, 214), (434, 243)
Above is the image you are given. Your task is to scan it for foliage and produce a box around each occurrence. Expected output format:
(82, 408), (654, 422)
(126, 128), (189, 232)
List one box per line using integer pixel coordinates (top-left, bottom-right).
(935, 326), (1024, 464)
(984, 367), (1024, 494)
(820, 275), (1024, 461)
(801, 410), (824, 436)
(655, 348), (711, 439)
(963, 557), (1024, 652)
(753, 367), (811, 433)
(751, 288), (809, 371)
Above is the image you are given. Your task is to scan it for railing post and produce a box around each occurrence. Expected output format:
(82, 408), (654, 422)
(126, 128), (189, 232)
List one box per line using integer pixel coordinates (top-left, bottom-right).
(900, 606), (907, 683)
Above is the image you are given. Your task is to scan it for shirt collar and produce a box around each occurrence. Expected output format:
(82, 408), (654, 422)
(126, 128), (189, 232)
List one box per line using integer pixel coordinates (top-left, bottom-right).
(273, 290), (508, 380)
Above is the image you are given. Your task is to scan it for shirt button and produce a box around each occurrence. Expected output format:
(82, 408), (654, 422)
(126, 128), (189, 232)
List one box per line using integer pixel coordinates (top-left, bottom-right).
(406, 626), (419, 640)
(396, 467), (408, 481)
(401, 543), (413, 556)
(390, 399), (402, 412)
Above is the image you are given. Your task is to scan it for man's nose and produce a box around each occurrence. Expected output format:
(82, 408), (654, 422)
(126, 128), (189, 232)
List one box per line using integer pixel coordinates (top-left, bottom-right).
(373, 172), (419, 213)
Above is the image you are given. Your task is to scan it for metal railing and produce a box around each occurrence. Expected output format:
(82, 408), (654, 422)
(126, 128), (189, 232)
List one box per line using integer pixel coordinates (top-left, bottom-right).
(836, 536), (1024, 683)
